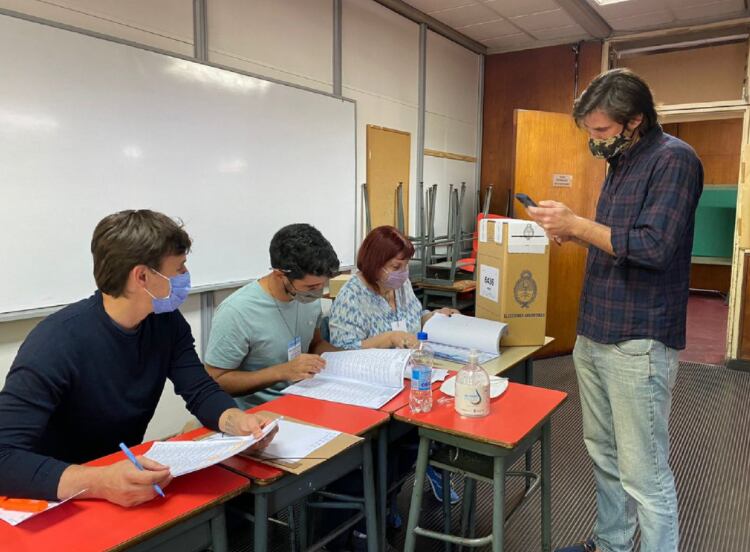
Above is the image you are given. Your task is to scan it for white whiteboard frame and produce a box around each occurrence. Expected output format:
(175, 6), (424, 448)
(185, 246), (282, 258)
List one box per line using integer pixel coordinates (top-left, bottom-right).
(0, 8), (358, 322)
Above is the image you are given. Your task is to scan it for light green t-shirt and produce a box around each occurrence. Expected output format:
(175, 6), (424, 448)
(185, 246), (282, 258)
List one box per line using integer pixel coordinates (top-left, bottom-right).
(205, 280), (321, 408)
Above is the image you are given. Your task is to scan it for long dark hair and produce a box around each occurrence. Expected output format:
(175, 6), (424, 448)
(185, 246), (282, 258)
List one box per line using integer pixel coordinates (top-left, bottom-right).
(573, 68), (658, 134)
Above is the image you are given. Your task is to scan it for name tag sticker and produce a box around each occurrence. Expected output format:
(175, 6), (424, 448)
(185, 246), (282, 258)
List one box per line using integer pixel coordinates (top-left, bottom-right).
(391, 320), (408, 332)
(287, 336), (302, 361)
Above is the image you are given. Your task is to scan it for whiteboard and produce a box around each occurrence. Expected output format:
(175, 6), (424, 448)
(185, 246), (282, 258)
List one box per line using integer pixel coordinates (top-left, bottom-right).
(0, 13), (356, 314)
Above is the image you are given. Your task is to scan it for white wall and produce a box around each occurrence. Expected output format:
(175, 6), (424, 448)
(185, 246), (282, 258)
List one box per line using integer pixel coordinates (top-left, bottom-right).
(0, 0), (480, 441)
(424, 30), (481, 237)
(342, 0), (420, 240)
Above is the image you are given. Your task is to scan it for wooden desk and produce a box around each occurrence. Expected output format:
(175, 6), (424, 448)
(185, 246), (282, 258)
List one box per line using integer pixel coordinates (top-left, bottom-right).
(394, 383), (567, 552)
(0, 442), (250, 552)
(184, 396), (389, 552)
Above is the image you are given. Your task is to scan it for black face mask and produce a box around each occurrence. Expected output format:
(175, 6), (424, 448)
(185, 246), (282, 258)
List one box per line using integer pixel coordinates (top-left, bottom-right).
(588, 130), (632, 160)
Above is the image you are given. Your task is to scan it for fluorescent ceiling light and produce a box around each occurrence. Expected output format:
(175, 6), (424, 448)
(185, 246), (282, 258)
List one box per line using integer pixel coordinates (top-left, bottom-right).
(592, 0), (630, 5)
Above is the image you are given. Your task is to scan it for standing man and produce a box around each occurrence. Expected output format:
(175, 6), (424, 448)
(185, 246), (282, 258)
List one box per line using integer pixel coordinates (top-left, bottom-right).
(204, 223), (340, 408)
(0, 210), (272, 506)
(526, 69), (703, 552)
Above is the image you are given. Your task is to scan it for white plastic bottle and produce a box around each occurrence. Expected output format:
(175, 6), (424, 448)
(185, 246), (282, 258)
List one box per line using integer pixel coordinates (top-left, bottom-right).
(454, 349), (491, 418)
(409, 332), (434, 413)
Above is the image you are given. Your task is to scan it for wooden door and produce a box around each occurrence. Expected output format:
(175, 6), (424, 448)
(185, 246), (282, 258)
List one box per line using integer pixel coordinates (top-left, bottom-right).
(366, 125), (411, 231)
(512, 110), (606, 356)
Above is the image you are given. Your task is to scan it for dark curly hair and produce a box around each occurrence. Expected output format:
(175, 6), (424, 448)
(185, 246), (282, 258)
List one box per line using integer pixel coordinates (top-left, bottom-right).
(269, 223), (340, 281)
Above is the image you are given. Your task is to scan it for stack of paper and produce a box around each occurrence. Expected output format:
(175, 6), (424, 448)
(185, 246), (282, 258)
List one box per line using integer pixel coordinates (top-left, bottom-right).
(144, 419), (279, 477)
(253, 419), (340, 465)
(282, 349), (410, 408)
(423, 313), (507, 364)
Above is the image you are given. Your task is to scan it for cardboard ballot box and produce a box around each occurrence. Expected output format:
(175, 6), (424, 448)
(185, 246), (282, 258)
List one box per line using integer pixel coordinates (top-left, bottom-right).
(475, 218), (550, 346)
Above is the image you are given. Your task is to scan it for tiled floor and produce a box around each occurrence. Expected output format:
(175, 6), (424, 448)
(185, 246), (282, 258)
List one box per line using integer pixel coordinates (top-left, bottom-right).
(680, 292), (728, 366)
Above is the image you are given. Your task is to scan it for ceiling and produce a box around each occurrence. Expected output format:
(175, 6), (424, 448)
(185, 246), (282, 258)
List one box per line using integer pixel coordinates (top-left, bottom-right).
(403, 0), (750, 53)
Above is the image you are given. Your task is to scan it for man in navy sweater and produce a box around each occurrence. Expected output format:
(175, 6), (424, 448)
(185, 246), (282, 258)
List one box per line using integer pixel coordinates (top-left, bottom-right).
(0, 210), (272, 507)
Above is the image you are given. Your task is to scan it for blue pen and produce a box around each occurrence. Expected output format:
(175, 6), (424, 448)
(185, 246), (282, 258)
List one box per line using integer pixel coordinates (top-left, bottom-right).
(118, 442), (166, 498)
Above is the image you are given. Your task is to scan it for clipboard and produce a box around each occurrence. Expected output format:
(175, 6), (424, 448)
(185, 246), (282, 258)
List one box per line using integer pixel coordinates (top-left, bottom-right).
(248, 411), (363, 475)
(197, 411), (363, 476)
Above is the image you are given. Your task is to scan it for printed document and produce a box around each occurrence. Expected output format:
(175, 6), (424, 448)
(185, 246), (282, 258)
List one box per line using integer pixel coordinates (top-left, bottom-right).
(282, 349), (410, 408)
(0, 491), (84, 526)
(423, 314), (508, 364)
(144, 419), (279, 477)
(253, 419), (340, 465)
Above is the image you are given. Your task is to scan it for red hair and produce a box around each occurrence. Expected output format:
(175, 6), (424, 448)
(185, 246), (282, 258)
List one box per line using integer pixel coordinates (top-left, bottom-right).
(357, 226), (415, 288)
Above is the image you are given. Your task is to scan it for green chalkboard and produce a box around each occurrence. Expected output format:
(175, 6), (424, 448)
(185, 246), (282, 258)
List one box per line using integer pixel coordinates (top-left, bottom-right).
(692, 186), (737, 259)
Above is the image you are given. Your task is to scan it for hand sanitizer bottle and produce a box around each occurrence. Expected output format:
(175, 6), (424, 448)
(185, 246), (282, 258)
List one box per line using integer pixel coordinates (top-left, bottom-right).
(454, 349), (490, 418)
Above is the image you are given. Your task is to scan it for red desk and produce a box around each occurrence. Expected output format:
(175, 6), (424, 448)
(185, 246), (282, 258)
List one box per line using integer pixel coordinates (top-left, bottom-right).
(394, 383), (567, 552)
(182, 395), (388, 552)
(0, 441), (250, 552)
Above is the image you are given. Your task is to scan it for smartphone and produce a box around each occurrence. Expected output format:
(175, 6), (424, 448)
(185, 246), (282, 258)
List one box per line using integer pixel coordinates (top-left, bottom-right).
(515, 193), (537, 208)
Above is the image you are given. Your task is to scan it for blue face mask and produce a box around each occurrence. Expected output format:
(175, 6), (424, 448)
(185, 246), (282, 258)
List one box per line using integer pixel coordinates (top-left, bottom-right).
(145, 269), (191, 314)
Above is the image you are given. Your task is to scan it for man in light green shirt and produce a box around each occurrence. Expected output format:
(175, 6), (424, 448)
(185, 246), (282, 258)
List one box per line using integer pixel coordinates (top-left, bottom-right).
(205, 224), (340, 408)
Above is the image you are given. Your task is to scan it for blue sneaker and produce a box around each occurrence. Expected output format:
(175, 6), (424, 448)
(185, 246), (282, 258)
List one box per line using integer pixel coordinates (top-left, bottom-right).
(425, 466), (460, 505)
(554, 539), (597, 552)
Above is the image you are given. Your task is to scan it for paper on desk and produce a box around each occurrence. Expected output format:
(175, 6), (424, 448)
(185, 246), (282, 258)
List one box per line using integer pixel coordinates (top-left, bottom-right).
(144, 419), (279, 477)
(283, 349), (411, 408)
(440, 375), (508, 399)
(424, 313), (506, 355)
(0, 490), (84, 526)
(252, 419), (340, 465)
(428, 342), (499, 365)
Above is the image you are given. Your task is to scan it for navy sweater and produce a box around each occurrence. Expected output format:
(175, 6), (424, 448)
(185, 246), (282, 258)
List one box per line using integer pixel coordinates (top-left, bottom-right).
(0, 292), (235, 500)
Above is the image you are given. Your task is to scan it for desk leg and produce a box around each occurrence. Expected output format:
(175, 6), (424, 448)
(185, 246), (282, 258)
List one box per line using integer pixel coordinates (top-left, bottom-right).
(299, 498), (309, 552)
(459, 476), (476, 552)
(541, 421), (552, 552)
(442, 469), (452, 552)
(492, 456), (506, 552)
(524, 357), (534, 492)
(254, 493), (269, 552)
(378, 425), (388, 552)
(404, 436), (430, 552)
(210, 506), (228, 552)
(363, 439), (380, 552)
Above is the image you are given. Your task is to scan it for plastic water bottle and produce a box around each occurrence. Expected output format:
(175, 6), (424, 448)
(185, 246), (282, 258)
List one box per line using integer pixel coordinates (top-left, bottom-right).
(454, 349), (490, 418)
(409, 332), (434, 413)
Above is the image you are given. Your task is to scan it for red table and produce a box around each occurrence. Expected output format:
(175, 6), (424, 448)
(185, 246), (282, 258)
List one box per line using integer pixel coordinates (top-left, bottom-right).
(394, 382), (567, 552)
(180, 395), (389, 552)
(0, 441), (250, 552)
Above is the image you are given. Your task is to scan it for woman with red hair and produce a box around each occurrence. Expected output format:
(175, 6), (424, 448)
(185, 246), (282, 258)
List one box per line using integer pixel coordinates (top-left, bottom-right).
(328, 225), (460, 510)
(329, 225), (456, 350)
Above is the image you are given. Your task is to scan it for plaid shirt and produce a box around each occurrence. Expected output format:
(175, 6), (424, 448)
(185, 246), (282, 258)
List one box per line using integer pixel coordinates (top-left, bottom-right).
(577, 125), (704, 350)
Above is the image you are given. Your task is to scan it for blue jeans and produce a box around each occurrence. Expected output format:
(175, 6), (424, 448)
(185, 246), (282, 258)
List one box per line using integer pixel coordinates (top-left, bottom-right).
(573, 335), (679, 552)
